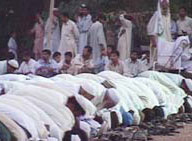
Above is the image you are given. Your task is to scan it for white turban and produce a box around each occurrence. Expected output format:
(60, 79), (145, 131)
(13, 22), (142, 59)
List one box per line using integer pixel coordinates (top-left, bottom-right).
(185, 79), (192, 92)
(8, 60), (19, 69)
(107, 88), (120, 105)
(75, 94), (97, 117)
(81, 82), (96, 97)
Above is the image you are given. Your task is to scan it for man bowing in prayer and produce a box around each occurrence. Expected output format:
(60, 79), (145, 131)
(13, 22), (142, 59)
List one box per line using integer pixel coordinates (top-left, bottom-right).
(88, 14), (107, 72)
(0, 60), (19, 75)
(44, 8), (61, 53)
(58, 12), (79, 57)
(77, 4), (92, 54)
(147, 0), (172, 65)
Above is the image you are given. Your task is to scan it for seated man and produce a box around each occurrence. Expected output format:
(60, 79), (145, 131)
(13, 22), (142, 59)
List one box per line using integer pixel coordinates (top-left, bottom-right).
(0, 59), (19, 75)
(35, 49), (59, 77)
(18, 51), (37, 75)
(124, 51), (145, 77)
(105, 50), (131, 77)
(60, 52), (78, 75)
(52, 52), (62, 69)
(73, 46), (94, 74)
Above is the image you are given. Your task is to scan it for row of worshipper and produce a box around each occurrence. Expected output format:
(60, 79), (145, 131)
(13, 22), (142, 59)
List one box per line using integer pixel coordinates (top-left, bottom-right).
(0, 46), (150, 78)
(0, 71), (192, 140)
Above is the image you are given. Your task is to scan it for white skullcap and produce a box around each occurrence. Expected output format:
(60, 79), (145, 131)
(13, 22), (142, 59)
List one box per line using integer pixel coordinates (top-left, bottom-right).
(81, 82), (96, 97)
(107, 88), (120, 105)
(8, 60), (19, 69)
(75, 94), (97, 117)
(53, 8), (59, 11)
(185, 79), (192, 91)
(160, 0), (169, 3)
(71, 135), (81, 141)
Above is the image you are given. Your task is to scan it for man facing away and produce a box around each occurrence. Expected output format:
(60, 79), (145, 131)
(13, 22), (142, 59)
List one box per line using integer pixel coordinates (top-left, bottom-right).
(77, 4), (92, 54)
(44, 8), (61, 53)
(87, 14), (107, 71)
(58, 12), (79, 57)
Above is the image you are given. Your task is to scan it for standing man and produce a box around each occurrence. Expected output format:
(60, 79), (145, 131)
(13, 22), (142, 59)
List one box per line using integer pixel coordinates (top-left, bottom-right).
(117, 14), (132, 60)
(44, 8), (61, 53)
(177, 7), (192, 36)
(58, 12), (79, 57)
(8, 31), (18, 60)
(30, 13), (44, 60)
(77, 4), (92, 54)
(147, 0), (172, 65)
(88, 14), (107, 71)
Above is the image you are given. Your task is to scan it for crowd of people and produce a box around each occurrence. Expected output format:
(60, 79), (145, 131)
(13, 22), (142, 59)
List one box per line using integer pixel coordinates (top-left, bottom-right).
(0, 0), (192, 140)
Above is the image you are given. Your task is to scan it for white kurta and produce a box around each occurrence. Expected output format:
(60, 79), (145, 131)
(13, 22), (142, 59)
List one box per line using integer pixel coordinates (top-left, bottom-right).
(44, 16), (61, 52)
(18, 59), (37, 74)
(147, 1), (172, 65)
(58, 20), (79, 57)
(117, 15), (132, 60)
(88, 21), (107, 66)
(8, 37), (18, 59)
(77, 14), (92, 54)
(177, 16), (192, 36)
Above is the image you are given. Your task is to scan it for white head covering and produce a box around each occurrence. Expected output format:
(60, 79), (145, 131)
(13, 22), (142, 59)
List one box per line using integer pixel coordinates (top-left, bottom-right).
(185, 79), (192, 92)
(53, 8), (59, 11)
(75, 94), (97, 117)
(107, 88), (120, 105)
(81, 82), (96, 97)
(71, 135), (81, 141)
(8, 60), (19, 69)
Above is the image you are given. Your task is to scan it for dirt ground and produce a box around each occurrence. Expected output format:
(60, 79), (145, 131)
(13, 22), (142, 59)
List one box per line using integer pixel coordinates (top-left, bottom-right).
(152, 124), (192, 141)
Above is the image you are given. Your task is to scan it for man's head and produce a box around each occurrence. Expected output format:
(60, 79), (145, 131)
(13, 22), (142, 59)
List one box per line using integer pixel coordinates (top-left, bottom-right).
(66, 96), (86, 117)
(42, 49), (51, 61)
(10, 31), (17, 39)
(53, 8), (60, 17)
(130, 51), (139, 62)
(160, 0), (169, 15)
(107, 45), (114, 57)
(80, 4), (89, 16)
(110, 50), (120, 63)
(102, 89), (120, 109)
(61, 12), (69, 23)
(7, 52), (15, 60)
(142, 108), (156, 122)
(98, 14), (106, 24)
(83, 46), (92, 58)
(64, 52), (73, 64)
(79, 82), (95, 101)
(23, 51), (32, 63)
(179, 7), (187, 18)
(53, 52), (61, 63)
(7, 60), (19, 73)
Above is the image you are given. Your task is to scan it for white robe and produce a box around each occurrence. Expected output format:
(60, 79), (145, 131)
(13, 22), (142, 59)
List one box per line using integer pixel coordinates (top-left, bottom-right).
(44, 16), (61, 52)
(117, 15), (132, 60)
(58, 20), (79, 57)
(8, 37), (18, 59)
(77, 15), (92, 54)
(147, 0), (172, 65)
(88, 21), (107, 66)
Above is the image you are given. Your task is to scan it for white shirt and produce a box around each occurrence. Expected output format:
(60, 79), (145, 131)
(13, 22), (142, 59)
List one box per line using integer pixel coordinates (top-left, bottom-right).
(177, 16), (192, 35)
(18, 59), (37, 74)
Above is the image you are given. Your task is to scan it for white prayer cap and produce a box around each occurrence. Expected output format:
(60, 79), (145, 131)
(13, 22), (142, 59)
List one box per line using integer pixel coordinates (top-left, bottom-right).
(75, 94), (97, 117)
(8, 60), (19, 69)
(106, 88), (120, 105)
(81, 82), (97, 97)
(71, 135), (81, 141)
(160, 0), (169, 3)
(53, 8), (59, 11)
(185, 79), (192, 91)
